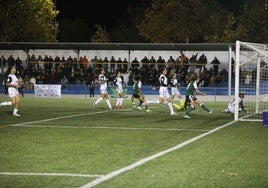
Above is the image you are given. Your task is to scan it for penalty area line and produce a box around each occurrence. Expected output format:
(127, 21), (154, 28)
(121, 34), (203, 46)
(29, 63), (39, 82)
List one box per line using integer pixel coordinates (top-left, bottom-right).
(8, 109), (131, 127)
(80, 120), (237, 188)
(0, 172), (103, 178)
(9, 124), (210, 132)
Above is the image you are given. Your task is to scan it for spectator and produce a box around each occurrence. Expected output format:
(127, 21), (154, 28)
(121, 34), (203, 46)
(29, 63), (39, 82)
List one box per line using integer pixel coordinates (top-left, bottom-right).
(85, 72), (95, 98)
(189, 53), (198, 74)
(109, 56), (116, 73)
(149, 56), (156, 69)
(7, 55), (15, 69)
(15, 57), (24, 75)
(156, 56), (166, 71)
(179, 52), (189, 79)
(90, 55), (98, 70)
(197, 53), (207, 75)
(167, 56), (175, 70)
(116, 57), (123, 71)
(121, 70), (131, 86)
(131, 57), (139, 71)
(141, 56), (149, 71)
(211, 56), (221, 76)
(0, 55), (7, 73)
(80, 56), (89, 74)
(60, 76), (68, 90)
(103, 57), (109, 71)
(122, 58), (128, 73)
(23, 75), (30, 90)
(17, 75), (25, 97)
(245, 72), (252, 85)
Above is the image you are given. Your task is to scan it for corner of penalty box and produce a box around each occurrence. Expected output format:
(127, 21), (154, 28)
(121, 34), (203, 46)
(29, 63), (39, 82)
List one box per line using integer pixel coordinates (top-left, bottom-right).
(263, 111), (268, 127)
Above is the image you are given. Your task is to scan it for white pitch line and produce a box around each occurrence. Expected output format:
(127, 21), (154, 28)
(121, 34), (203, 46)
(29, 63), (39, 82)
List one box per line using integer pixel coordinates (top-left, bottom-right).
(9, 112), (104, 126)
(10, 124), (210, 132)
(9, 109), (132, 127)
(0, 172), (103, 178)
(8, 108), (209, 132)
(80, 120), (237, 188)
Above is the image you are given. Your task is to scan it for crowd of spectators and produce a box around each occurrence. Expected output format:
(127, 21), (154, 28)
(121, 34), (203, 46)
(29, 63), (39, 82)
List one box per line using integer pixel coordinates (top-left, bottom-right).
(1, 52), (265, 91)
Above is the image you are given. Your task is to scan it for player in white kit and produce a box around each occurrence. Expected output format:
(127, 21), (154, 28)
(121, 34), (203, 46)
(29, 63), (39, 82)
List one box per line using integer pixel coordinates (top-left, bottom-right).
(0, 65), (21, 116)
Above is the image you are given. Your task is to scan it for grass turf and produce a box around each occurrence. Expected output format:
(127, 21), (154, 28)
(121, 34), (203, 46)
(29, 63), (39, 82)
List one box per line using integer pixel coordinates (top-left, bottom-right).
(0, 96), (267, 187)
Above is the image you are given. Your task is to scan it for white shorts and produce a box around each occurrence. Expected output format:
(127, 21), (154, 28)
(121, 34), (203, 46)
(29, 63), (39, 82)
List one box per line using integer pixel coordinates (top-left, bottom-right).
(116, 86), (123, 94)
(171, 87), (181, 96)
(100, 85), (108, 94)
(159, 86), (170, 99)
(8, 87), (19, 98)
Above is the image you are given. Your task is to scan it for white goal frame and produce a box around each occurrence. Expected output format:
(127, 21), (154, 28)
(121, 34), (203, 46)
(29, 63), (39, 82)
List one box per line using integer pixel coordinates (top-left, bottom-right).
(235, 41), (268, 121)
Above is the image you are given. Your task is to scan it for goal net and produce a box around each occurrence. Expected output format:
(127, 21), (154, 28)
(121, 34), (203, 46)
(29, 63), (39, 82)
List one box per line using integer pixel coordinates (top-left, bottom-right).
(235, 41), (268, 121)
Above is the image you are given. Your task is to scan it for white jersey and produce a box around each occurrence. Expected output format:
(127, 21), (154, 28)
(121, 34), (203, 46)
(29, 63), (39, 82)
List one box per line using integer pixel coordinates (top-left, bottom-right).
(159, 74), (168, 87)
(98, 74), (108, 94)
(7, 73), (19, 98)
(158, 74), (170, 98)
(114, 76), (123, 93)
(227, 97), (243, 113)
(170, 78), (181, 96)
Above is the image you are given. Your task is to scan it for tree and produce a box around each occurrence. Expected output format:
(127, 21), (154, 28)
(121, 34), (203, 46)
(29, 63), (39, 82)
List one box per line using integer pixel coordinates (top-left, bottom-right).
(235, 0), (268, 42)
(91, 25), (109, 43)
(0, 0), (58, 42)
(109, 3), (149, 43)
(58, 18), (92, 42)
(202, 1), (237, 42)
(137, 0), (236, 43)
(109, 22), (146, 42)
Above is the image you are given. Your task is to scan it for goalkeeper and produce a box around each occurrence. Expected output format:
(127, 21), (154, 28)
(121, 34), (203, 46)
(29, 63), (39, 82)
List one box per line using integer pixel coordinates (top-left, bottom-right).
(224, 92), (246, 113)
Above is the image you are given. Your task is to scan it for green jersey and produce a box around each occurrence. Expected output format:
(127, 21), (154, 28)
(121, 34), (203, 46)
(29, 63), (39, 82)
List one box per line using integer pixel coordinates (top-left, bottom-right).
(132, 81), (141, 95)
(185, 80), (197, 96)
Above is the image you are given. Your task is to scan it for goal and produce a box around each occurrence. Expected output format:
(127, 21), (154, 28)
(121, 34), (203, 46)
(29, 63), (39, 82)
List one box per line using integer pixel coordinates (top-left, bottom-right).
(235, 41), (268, 121)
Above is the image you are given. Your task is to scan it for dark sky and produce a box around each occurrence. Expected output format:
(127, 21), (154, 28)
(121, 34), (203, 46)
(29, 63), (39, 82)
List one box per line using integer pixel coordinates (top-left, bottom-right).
(56, 0), (140, 28)
(56, 0), (244, 29)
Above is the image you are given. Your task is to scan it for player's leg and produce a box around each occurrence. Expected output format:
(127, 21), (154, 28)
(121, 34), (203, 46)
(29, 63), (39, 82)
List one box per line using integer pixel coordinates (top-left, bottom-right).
(0, 101), (12, 107)
(12, 94), (21, 116)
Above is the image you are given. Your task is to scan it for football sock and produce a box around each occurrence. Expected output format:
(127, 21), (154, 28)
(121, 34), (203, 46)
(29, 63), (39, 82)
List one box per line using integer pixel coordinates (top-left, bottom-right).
(106, 99), (112, 109)
(116, 98), (120, 106)
(185, 106), (194, 115)
(200, 103), (210, 112)
(13, 108), (18, 115)
(168, 102), (175, 113)
(119, 98), (123, 106)
(95, 97), (103, 105)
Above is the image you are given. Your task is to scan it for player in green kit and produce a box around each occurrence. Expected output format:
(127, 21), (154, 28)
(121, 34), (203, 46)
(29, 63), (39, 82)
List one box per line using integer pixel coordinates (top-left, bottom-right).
(131, 75), (150, 112)
(183, 75), (212, 119)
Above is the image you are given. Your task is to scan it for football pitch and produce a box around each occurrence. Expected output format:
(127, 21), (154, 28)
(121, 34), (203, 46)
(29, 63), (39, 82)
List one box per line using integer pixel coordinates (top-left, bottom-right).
(0, 95), (268, 188)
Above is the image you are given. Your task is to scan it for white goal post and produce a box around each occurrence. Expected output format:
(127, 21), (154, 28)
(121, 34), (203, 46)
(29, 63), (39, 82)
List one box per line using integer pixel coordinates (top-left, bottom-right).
(235, 41), (268, 121)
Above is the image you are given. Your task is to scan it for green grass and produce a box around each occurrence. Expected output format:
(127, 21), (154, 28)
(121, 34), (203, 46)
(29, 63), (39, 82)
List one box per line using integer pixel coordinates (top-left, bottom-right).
(0, 95), (267, 188)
